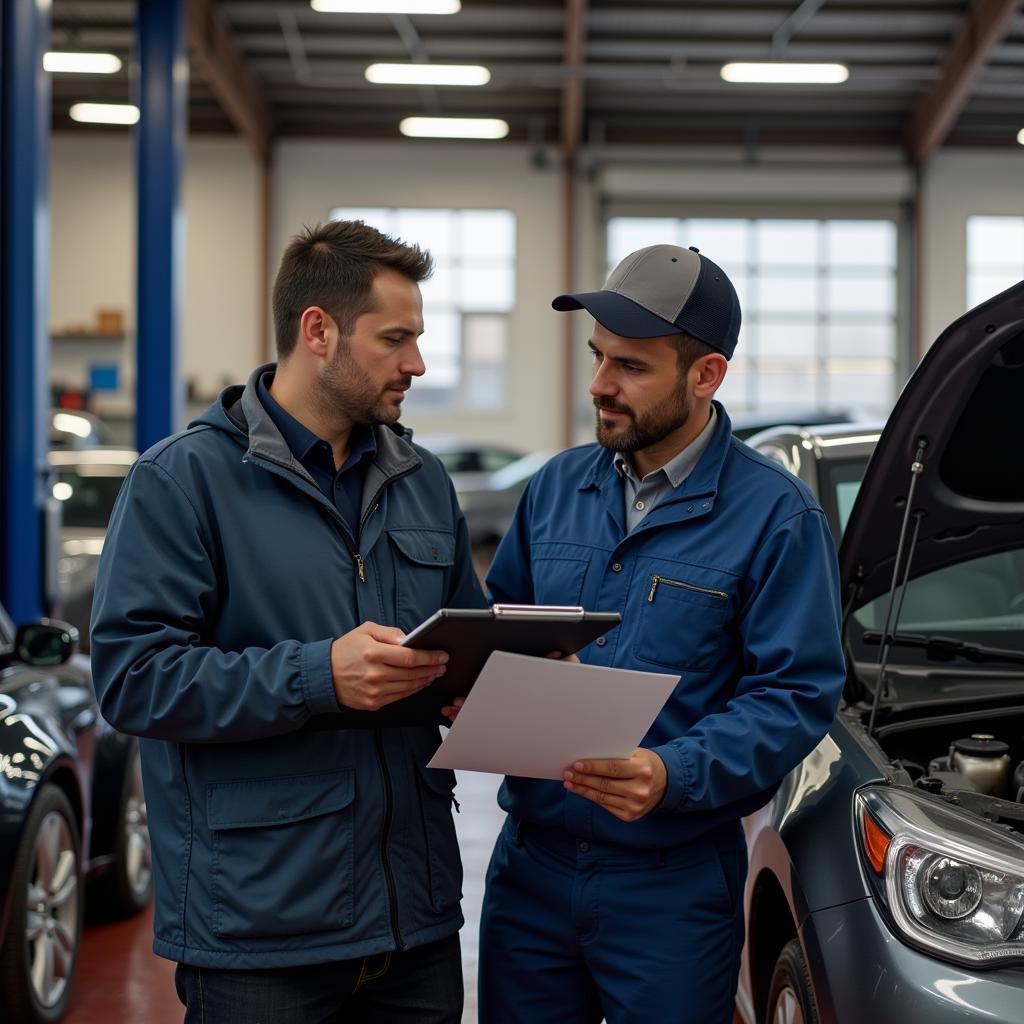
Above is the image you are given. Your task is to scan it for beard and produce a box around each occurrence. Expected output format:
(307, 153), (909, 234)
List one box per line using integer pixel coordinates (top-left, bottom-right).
(594, 388), (692, 453)
(312, 338), (411, 426)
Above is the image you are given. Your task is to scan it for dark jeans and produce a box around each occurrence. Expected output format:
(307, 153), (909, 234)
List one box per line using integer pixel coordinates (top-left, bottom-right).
(174, 934), (463, 1024)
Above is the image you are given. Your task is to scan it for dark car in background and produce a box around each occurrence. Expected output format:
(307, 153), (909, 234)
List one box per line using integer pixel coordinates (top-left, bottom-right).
(734, 281), (1024, 1023)
(0, 605), (152, 1023)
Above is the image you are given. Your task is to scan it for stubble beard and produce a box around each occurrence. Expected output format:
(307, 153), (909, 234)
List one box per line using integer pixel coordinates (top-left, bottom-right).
(594, 387), (692, 453)
(314, 338), (411, 426)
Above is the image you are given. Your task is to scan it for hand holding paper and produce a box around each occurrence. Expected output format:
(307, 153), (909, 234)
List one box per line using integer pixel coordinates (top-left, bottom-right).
(428, 650), (679, 780)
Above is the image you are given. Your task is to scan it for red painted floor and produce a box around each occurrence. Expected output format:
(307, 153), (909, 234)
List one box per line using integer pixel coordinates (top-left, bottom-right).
(65, 905), (180, 1024)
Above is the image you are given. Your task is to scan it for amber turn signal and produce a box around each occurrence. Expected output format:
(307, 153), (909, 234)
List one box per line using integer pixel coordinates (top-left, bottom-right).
(862, 809), (892, 874)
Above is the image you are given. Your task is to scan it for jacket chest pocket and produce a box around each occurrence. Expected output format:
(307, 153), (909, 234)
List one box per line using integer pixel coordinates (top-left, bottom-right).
(634, 573), (733, 673)
(207, 769), (355, 940)
(531, 556), (589, 606)
(388, 528), (455, 632)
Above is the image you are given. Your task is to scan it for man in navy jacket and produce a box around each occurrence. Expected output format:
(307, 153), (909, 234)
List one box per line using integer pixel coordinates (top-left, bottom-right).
(91, 221), (484, 1023)
(478, 244), (847, 1023)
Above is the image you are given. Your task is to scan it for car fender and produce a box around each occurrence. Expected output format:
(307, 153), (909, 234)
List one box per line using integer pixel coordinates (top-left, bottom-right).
(0, 693), (87, 941)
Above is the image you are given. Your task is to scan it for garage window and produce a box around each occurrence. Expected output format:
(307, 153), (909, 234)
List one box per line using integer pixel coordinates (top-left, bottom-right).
(967, 216), (1024, 311)
(607, 216), (899, 418)
(328, 207), (515, 412)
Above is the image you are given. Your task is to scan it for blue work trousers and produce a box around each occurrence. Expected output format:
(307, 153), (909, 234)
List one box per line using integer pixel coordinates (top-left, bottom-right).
(478, 816), (746, 1024)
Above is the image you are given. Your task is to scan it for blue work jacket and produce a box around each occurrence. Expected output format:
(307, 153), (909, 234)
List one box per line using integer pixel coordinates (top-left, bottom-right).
(90, 365), (485, 968)
(485, 402), (846, 850)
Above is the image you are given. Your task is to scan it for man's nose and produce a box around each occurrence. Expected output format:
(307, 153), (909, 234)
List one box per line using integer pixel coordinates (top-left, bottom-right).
(403, 342), (426, 377)
(589, 361), (617, 398)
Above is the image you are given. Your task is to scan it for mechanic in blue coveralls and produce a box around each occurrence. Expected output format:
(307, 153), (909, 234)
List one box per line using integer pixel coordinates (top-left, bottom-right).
(477, 244), (848, 1024)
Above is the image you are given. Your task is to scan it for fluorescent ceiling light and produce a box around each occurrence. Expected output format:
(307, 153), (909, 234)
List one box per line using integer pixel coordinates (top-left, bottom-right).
(366, 63), (490, 86)
(721, 62), (849, 84)
(44, 51), (122, 74)
(311, 0), (460, 13)
(1017, 128), (1024, 146)
(69, 103), (140, 125)
(400, 116), (508, 139)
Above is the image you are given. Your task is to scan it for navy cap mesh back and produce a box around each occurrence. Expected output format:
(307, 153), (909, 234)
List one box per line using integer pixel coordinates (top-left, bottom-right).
(676, 256), (741, 358)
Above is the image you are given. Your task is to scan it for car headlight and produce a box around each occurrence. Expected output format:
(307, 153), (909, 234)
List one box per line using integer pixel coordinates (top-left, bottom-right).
(857, 785), (1024, 966)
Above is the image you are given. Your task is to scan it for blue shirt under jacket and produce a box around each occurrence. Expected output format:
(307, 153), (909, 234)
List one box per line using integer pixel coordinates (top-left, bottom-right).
(257, 371), (375, 539)
(485, 401), (846, 850)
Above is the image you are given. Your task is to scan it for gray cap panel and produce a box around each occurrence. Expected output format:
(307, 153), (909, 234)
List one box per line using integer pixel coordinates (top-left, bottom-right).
(605, 245), (701, 323)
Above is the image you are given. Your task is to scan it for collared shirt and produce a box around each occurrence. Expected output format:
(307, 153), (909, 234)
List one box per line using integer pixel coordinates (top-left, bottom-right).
(257, 372), (376, 539)
(615, 406), (717, 533)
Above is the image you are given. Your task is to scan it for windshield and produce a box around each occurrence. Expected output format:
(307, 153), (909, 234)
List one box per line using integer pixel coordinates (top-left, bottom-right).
(826, 460), (1024, 661)
(55, 470), (126, 529)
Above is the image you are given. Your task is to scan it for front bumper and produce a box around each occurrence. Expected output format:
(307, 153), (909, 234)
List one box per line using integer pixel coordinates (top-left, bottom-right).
(806, 896), (1024, 1023)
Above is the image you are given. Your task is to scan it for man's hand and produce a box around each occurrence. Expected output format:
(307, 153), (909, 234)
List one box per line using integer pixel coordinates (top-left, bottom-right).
(331, 621), (448, 711)
(440, 696), (464, 722)
(562, 748), (667, 823)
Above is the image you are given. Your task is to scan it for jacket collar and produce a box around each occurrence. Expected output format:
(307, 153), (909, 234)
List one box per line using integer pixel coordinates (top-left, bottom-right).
(580, 400), (734, 500)
(230, 363), (422, 486)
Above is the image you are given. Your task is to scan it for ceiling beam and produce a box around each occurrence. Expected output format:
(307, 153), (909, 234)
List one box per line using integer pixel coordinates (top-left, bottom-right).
(185, 0), (272, 160)
(906, 0), (1020, 166)
(560, 0), (588, 163)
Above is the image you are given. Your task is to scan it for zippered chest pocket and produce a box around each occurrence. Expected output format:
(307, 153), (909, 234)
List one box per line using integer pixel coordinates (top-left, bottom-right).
(635, 572), (733, 673)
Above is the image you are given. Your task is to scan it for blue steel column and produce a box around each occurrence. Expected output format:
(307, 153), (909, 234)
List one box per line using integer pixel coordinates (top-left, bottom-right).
(1, 0), (51, 621)
(135, 0), (187, 453)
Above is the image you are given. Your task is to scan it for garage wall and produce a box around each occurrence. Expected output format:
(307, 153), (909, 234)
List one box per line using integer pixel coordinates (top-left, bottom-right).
(271, 139), (566, 453)
(49, 133), (262, 409)
(920, 150), (1024, 351)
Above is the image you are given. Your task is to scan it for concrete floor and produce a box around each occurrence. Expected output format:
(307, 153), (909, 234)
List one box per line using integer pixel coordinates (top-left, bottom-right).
(65, 770), (506, 1024)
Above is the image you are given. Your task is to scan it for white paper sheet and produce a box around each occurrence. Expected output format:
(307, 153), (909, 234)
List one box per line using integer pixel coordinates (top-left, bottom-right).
(428, 651), (680, 779)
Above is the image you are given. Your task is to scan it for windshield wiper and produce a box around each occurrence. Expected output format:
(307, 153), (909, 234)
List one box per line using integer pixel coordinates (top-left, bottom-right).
(862, 630), (1024, 666)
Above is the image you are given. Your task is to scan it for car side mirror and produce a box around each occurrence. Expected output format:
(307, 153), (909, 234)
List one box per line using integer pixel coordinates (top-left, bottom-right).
(14, 620), (79, 667)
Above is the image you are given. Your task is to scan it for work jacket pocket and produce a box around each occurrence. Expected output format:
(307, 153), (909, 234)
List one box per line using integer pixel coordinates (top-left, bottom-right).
(415, 760), (462, 913)
(634, 570), (733, 673)
(207, 768), (355, 939)
(388, 528), (455, 631)
(531, 544), (590, 606)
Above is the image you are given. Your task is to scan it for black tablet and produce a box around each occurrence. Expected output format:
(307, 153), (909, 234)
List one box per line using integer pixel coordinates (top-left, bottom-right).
(401, 605), (622, 704)
(311, 605), (620, 729)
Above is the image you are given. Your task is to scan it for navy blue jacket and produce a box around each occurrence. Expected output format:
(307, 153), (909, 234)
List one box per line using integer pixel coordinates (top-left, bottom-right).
(485, 403), (846, 849)
(90, 365), (485, 968)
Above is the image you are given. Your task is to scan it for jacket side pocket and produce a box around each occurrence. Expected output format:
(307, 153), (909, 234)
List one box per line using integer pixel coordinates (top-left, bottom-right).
(207, 768), (355, 939)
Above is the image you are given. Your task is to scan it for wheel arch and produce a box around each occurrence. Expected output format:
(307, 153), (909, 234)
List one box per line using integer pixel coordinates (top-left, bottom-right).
(748, 867), (799, 1024)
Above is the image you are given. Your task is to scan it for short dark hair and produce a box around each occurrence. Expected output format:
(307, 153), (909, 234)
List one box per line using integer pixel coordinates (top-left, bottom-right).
(669, 331), (715, 373)
(272, 220), (433, 359)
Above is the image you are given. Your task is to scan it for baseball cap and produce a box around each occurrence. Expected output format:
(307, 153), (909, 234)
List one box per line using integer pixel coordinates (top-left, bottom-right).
(552, 243), (742, 359)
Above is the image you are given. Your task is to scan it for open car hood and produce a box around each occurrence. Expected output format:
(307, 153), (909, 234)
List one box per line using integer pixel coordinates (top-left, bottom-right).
(838, 280), (1024, 611)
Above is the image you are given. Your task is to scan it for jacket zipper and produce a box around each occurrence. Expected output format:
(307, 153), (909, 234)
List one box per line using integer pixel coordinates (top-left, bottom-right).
(373, 728), (405, 950)
(647, 575), (729, 603)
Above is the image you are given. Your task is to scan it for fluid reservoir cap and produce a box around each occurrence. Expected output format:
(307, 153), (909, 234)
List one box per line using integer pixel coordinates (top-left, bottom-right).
(952, 735), (1010, 758)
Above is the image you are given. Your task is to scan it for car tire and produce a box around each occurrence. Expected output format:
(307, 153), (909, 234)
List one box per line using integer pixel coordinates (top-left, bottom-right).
(765, 938), (819, 1024)
(91, 743), (153, 918)
(0, 784), (83, 1024)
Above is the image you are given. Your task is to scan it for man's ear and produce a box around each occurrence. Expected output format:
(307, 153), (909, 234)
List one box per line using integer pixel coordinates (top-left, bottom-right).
(692, 353), (728, 398)
(297, 306), (332, 361)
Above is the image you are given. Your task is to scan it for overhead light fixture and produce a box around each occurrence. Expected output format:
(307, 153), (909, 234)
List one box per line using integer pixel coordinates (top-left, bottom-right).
(44, 51), (122, 74)
(400, 116), (508, 139)
(1017, 128), (1024, 146)
(311, 1), (461, 13)
(69, 102), (140, 125)
(721, 62), (849, 84)
(366, 63), (490, 86)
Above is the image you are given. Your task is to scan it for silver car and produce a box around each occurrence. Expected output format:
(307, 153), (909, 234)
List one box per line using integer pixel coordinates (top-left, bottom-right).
(47, 447), (136, 650)
(735, 280), (1024, 1023)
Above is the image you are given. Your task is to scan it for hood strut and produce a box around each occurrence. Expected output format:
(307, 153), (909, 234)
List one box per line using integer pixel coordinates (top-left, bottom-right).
(867, 438), (928, 736)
